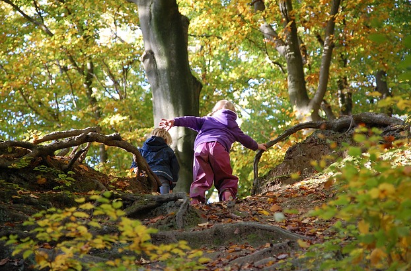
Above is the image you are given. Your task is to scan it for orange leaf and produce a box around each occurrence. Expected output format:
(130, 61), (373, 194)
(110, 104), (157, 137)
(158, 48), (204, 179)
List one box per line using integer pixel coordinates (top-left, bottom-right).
(370, 248), (386, 266)
(270, 204), (282, 212)
(37, 177), (47, 185)
(324, 179), (333, 189)
(0, 258), (9, 266)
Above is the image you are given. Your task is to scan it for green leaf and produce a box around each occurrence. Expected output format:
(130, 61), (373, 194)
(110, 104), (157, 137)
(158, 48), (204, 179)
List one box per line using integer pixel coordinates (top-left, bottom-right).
(348, 147), (362, 157)
(404, 36), (411, 49)
(353, 134), (366, 143)
(23, 250), (33, 259)
(112, 200), (123, 209)
(368, 33), (387, 44)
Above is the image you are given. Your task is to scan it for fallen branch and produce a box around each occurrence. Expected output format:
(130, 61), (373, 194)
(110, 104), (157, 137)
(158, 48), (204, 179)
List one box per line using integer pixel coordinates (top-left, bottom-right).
(0, 128), (161, 191)
(33, 127), (100, 144)
(252, 113), (404, 195)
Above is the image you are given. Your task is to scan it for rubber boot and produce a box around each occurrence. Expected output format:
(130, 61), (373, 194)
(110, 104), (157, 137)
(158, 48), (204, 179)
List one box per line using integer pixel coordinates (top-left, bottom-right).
(222, 190), (234, 201)
(191, 197), (200, 205)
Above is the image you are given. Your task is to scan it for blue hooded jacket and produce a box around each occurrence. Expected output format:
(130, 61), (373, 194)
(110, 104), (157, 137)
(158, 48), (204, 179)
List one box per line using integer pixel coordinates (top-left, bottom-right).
(131, 136), (179, 183)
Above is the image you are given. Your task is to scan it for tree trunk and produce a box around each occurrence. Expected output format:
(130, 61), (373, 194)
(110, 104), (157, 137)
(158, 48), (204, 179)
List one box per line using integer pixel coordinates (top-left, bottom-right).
(309, 0), (341, 120)
(132, 0), (202, 192)
(257, 0), (341, 122)
(338, 76), (352, 116)
(278, 0), (311, 121)
(375, 70), (392, 116)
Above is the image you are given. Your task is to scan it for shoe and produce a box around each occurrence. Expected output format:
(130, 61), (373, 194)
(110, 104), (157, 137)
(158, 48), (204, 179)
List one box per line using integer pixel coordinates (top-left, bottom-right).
(222, 190), (234, 201)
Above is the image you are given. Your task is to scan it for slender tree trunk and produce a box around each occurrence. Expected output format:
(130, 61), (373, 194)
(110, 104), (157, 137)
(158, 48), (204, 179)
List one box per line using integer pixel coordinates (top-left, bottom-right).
(375, 70), (392, 116)
(258, 0), (341, 122)
(309, 0), (341, 120)
(132, 0), (202, 192)
(338, 76), (352, 116)
(84, 60), (107, 163)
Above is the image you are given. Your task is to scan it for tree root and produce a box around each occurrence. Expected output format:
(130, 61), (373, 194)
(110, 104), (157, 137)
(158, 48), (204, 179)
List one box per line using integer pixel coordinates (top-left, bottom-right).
(230, 240), (298, 266)
(151, 221), (309, 249)
(124, 192), (188, 217)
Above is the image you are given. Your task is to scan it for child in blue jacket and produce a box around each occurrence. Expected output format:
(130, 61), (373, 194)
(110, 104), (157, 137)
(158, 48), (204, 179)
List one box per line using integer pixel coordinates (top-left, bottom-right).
(131, 128), (179, 194)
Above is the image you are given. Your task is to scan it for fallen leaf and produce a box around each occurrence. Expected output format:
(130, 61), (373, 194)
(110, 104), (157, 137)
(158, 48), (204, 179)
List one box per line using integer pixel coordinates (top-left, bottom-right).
(0, 258), (9, 266)
(324, 179), (333, 189)
(270, 204), (282, 212)
(277, 253), (288, 259)
(258, 210), (270, 216)
(30, 194), (39, 199)
(297, 239), (310, 248)
(37, 177), (47, 185)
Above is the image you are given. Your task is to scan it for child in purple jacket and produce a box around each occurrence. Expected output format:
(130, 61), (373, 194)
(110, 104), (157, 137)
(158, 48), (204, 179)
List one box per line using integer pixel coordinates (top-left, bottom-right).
(159, 100), (266, 204)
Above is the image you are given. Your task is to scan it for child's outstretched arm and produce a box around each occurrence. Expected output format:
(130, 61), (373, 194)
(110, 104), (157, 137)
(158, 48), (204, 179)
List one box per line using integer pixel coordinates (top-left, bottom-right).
(159, 119), (175, 131)
(257, 143), (267, 151)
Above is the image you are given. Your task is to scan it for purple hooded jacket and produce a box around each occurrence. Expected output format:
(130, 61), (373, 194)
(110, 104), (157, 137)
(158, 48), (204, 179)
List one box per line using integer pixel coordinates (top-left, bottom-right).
(173, 109), (258, 152)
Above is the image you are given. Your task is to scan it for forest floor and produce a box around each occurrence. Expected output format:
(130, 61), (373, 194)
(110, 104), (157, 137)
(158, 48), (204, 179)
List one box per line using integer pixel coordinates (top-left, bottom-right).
(144, 174), (338, 270)
(0, 118), (408, 270)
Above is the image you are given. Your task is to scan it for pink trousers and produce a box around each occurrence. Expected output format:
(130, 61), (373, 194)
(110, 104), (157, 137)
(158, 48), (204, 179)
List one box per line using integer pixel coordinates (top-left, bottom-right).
(190, 142), (238, 203)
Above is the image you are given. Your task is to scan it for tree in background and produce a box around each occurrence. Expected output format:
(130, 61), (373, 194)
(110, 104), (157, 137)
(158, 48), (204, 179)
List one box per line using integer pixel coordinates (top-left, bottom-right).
(0, 0), (152, 171)
(0, 0), (409, 194)
(129, 0), (202, 191)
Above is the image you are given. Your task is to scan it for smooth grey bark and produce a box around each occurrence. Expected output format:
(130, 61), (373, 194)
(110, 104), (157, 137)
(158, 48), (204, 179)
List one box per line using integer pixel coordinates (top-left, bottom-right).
(278, 0), (311, 120)
(257, 0), (341, 121)
(309, 0), (341, 119)
(130, 0), (202, 192)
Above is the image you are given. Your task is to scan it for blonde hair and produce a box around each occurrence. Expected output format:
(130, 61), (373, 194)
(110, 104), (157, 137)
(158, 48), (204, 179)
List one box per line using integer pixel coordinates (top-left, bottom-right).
(209, 100), (236, 116)
(150, 128), (172, 145)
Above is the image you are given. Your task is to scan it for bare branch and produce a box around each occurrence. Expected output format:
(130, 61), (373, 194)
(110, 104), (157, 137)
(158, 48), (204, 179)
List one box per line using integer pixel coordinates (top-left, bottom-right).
(0, 129), (162, 191)
(34, 127), (100, 144)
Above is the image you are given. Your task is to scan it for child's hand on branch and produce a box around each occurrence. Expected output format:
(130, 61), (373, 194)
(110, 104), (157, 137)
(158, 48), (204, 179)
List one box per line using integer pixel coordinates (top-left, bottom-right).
(159, 119), (174, 131)
(258, 143), (267, 151)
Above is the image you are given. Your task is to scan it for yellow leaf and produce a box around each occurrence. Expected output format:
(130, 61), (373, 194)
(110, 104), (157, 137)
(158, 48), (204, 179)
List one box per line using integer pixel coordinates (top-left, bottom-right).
(369, 188), (380, 199)
(79, 202), (95, 210)
(297, 239), (310, 248)
(258, 210), (270, 216)
(368, 91), (382, 97)
(358, 220), (369, 234)
(291, 171), (300, 179)
(378, 183), (395, 198)
(35, 250), (49, 264)
(73, 212), (89, 218)
(75, 197), (86, 203)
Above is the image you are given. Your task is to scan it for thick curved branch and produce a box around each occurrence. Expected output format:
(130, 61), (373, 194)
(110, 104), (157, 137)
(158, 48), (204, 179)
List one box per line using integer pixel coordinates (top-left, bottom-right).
(252, 113), (404, 195)
(0, 130), (162, 191)
(34, 127), (100, 144)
